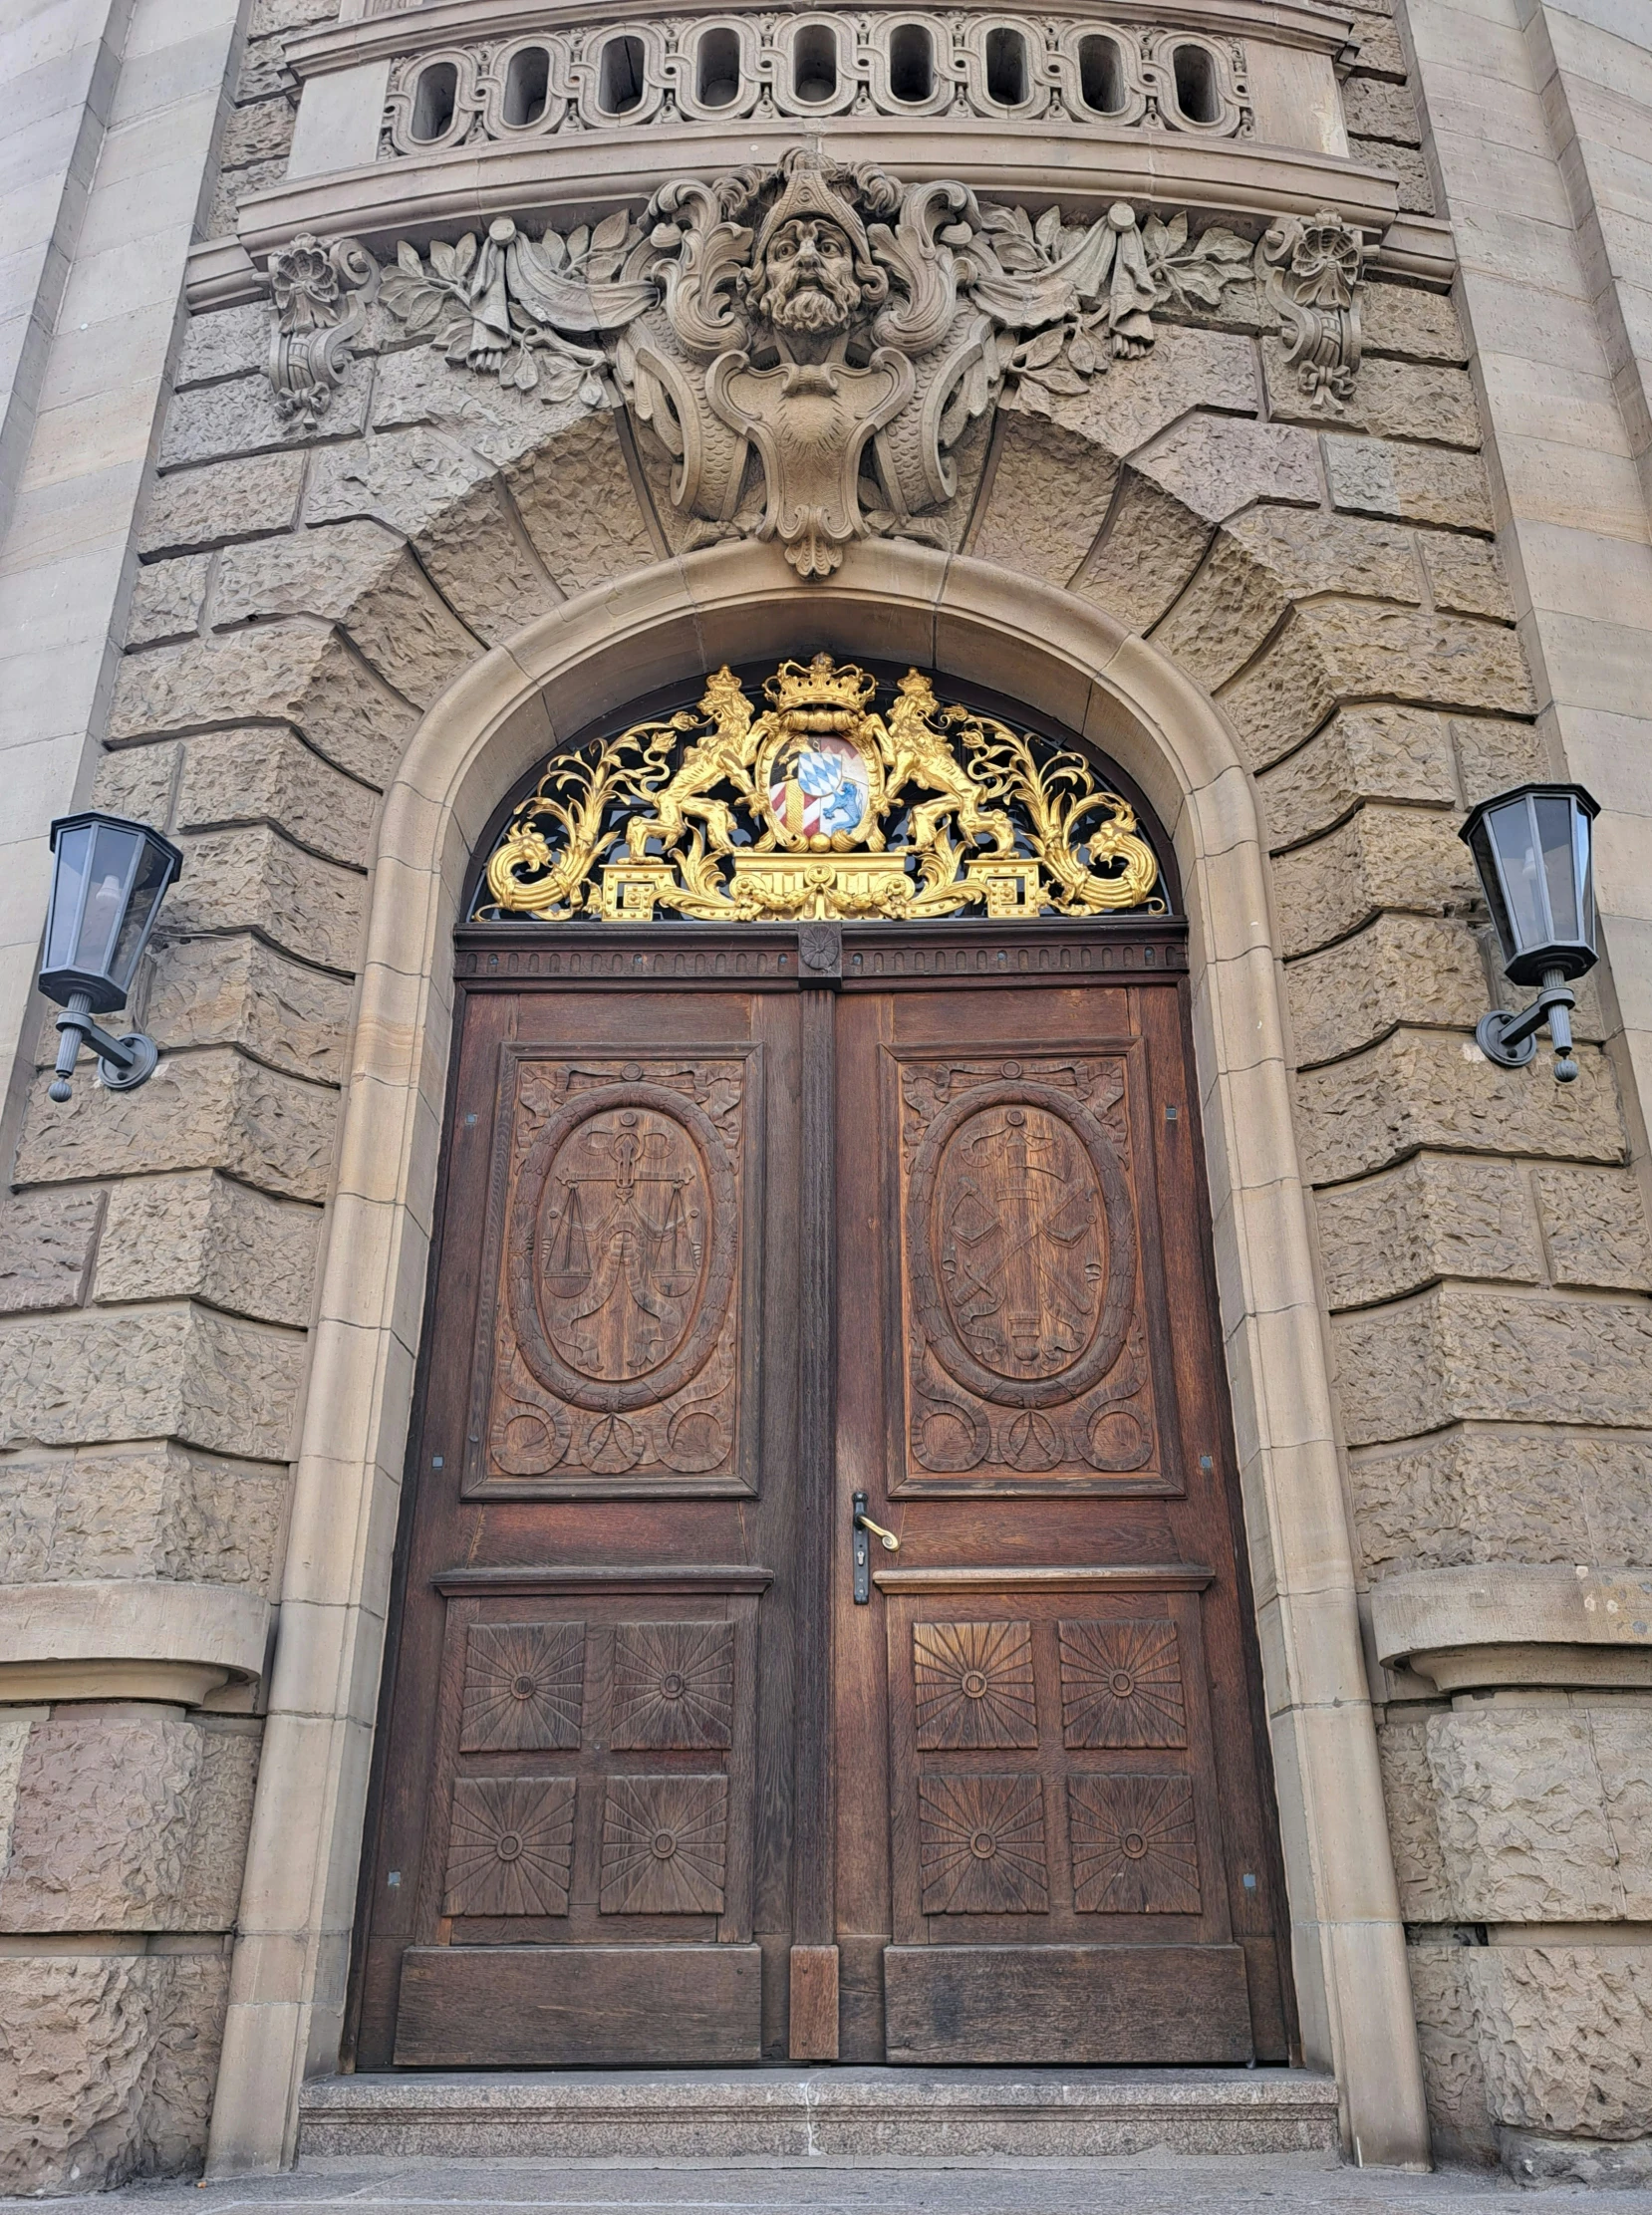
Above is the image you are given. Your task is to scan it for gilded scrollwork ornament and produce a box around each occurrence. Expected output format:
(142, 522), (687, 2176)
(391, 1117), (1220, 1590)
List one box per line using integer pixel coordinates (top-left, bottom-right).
(475, 656), (1164, 926)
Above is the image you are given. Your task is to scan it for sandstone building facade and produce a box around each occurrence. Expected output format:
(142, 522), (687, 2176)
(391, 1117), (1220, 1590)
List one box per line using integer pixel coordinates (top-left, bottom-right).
(1, 0), (1651, 2191)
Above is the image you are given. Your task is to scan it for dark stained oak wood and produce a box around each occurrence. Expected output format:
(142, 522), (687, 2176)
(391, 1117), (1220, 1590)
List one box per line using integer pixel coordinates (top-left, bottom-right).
(394, 1945), (763, 2066)
(883, 1944), (1253, 2065)
(351, 914), (1294, 2075)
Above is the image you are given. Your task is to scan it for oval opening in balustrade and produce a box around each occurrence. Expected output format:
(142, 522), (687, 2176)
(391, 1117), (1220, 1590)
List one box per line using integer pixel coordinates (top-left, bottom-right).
(1078, 33), (1126, 114)
(599, 33), (647, 116)
(1172, 42), (1220, 123)
(695, 25), (741, 107)
(503, 45), (551, 128)
(984, 26), (1028, 106)
(411, 59), (458, 141)
(793, 23), (838, 104)
(890, 22), (935, 101)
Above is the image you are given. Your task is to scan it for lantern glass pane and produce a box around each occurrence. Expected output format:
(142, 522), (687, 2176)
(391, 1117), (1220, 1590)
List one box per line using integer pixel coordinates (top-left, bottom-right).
(1536, 793), (1583, 943)
(73, 821), (141, 979)
(1489, 794), (1547, 957)
(1575, 805), (1595, 948)
(108, 837), (174, 993)
(44, 823), (92, 972)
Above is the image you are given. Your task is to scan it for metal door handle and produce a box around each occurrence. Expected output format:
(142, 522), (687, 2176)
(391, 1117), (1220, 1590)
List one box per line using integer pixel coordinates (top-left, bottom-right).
(853, 1492), (898, 1604)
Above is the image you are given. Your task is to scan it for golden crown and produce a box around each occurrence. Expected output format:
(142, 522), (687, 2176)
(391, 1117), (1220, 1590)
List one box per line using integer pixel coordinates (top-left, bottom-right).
(765, 654), (878, 715)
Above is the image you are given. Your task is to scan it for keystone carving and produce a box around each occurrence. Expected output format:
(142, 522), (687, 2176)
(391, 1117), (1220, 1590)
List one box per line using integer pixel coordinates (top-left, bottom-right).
(267, 233), (377, 428)
(354, 147), (1255, 575)
(1257, 209), (1368, 414)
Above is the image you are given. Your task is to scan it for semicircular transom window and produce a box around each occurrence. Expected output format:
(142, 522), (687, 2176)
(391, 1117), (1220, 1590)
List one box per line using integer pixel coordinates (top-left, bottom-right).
(471, 658), (1167, 925)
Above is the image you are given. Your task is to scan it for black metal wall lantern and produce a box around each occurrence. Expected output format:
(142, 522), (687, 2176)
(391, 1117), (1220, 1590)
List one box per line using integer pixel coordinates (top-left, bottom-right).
(1460, 782), (1598, 1084)
(39, 812), (182, 1102)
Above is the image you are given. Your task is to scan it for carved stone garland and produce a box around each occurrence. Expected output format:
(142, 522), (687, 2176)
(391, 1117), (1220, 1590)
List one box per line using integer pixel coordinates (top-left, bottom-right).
(472, 655), (1164, 925)
(257, 149), (1369, 571)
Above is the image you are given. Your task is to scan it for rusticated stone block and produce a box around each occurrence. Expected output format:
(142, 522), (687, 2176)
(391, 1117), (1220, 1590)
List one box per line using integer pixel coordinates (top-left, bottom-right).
(144, 935), (352, 1082)
(1420, 534), (1515, 622)
(1343, 75), (1421, 141)
(0, 1712), (259, 1933)
(129, 556), (208, 648)
(175, 304), (269, 389)
(1426, 1709), (1619, 1923)
(207, 159), (285, 238)
(1035, 323), (1259, 458)
(1314, 1153), (1541, 1310)
(0, 1188), (103, 1315)
(1407, 1943), (1498, 2165)
(1287, 913), (1488, 1066)
(1360, 360), (1483, 448)
(174, 724), (376, 863)
(95, 1173), (320, 1329)
(1151, 510), (1420, 693)
(372, 344), (588, 465)
(1332, 1284), (1652, 1446)
(159, 360), (371, 467)
(15, 1049), (340, 1203)
(1348, 1426), (1652, 1582)
(1271, 804), (1477, 958)
(0, 1951), (228, 2193)
(1361, 283), (1467, 366)
(0, 1302), (303, 1462)
(1591, 1710), (1652, 1918)
(218, 93), (298, 167)
(1533, 1165), (1652, 1292)
(1076, 470), (1212, 631)
(1346, 5), (1406, 75)
(1323, 435), (1495, 531)
(167, 825), (365, 974)
(307, 430), (559, 646)
(1466, 1946), (1652, 2138)
(1354, 139), (1437, 217)
(0, 1444), (288, 1590)
(1377, 1713), (1455, 1920)
(504, 411), (662, 595)
(1257, 704), (1458, 851)
(1223, 601), (1531, 768)
(138, 453), (306, 556)
(972, 412), (1119, 588)
(1133, 413), (1321, 522)
(213, 521), (479, 709)
(110, 625), (413, 789)
(90, 739), (180, 828)
(1293, 1029), (1623, 1185)
(1450, 715), (1547, 806)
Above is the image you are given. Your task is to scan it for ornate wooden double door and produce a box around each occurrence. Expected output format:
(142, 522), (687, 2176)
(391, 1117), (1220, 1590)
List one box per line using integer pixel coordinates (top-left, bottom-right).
(351, 916), (1293, 2071)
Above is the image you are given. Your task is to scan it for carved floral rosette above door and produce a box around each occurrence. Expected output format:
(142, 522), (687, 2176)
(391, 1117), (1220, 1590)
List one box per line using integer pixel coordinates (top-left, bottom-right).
(467, 1045), (764, 1498)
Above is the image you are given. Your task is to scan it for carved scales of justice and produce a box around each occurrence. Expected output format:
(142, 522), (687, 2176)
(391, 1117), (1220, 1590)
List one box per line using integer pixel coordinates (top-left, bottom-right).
(475, 655), (1163, 924)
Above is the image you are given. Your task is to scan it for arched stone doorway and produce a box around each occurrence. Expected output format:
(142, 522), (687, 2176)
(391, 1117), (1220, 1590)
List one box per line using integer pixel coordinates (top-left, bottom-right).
(207, 543), (1426, 2170)
(348, 652), (1294, 2071)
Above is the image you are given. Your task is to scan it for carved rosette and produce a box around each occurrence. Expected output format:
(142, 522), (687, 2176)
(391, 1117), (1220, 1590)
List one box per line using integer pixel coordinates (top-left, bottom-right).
(1057, 1618), (1188, 1748)
(914, 1620), (1038, 1749)
(459, 1620), (586, 1751)
(266, 233), (376, 428)
(918, 1773), (1050, 1913)
(1067, 1772), (1200, 1913)
(599, 1774), (729, 1912)
(612, 1621), (735, 1749)
(442, 1777), (577, 1916)
(1257, 209), (1368, 413)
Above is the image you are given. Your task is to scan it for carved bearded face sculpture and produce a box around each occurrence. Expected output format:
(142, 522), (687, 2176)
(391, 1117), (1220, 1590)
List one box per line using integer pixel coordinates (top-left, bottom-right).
(753, 217), (863, 338)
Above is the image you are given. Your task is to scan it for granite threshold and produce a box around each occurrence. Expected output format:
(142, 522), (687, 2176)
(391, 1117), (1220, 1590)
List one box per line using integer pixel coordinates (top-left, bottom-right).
(297, 2066), (1342, 2161)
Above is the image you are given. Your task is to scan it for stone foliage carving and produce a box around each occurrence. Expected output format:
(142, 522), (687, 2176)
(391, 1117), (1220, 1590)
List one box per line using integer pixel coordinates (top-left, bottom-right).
(366, 147), (1258, 573)
(266, 233), (376, 429)
(382, 19), (1251, 153)
(1258, 210), (1368, 414)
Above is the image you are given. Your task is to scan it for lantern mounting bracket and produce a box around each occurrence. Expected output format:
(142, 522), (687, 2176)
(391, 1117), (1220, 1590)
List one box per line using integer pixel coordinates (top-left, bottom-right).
(1475, 969), (1579, 1083)
(49, 990), (159, 1102)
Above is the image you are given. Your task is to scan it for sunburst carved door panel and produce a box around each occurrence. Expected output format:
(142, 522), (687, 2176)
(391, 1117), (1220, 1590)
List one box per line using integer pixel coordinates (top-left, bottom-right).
(465, 1043), (764, 1500)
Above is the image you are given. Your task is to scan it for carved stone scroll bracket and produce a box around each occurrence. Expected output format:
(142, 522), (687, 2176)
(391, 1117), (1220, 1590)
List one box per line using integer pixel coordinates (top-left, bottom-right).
(266, 232), (378, 428)
(1255, 208), (1368, 414)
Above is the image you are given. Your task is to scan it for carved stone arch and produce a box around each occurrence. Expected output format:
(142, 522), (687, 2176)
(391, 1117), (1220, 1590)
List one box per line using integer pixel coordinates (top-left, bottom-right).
(206, 539), (1429, 2178)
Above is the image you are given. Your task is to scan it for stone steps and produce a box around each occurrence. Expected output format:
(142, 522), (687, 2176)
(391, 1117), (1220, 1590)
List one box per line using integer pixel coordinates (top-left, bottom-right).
(297, 2067), (1342, 2162)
